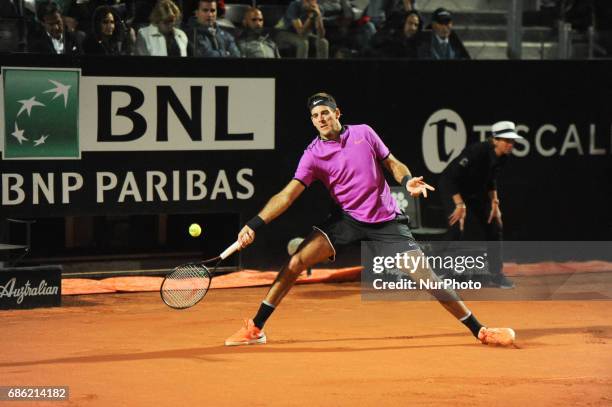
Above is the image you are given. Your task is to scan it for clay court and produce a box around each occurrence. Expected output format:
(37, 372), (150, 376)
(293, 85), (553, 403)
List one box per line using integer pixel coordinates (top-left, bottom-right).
(2, 271), (611, 407)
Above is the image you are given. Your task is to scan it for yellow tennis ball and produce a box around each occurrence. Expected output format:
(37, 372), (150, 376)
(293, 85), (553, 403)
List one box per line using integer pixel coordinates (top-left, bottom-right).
(189, 223), (202, 237)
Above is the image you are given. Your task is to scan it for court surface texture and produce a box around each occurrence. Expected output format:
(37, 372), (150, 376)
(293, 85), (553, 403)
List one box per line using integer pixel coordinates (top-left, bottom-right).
(2, 276), (611, 406)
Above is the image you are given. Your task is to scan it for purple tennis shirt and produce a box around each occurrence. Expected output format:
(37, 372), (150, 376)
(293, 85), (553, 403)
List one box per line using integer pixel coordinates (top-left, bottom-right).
(294, 124), (399, 223)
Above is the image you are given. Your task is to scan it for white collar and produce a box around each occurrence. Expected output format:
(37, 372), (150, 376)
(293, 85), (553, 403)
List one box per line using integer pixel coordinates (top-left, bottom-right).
(46, 31), (63, 42)
(434, 34), (449, 44)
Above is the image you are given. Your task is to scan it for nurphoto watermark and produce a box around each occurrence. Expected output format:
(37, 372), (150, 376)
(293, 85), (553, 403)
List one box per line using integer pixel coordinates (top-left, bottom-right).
(361, 241), (612, 301)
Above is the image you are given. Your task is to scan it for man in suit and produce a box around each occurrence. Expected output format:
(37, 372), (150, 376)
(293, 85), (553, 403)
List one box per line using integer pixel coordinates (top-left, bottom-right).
(28, 1), (83, 55)
(415, 7), (469, 60)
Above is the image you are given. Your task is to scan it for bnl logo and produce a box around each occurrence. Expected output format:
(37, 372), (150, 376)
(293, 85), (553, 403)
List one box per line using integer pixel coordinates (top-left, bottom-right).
(2, 68), (80, 159)
(422, 109), (467, 173)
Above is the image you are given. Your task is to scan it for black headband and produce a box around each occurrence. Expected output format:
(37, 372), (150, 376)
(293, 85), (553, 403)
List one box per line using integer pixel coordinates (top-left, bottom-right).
(308, 96), (337, 112)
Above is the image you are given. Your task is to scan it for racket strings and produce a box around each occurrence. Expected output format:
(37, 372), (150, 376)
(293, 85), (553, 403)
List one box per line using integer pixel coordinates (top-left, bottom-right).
(161, 264), (211, 309)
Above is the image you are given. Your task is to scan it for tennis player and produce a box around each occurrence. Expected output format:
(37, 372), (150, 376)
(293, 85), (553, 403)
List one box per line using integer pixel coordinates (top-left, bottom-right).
(225, 92), (515, 347)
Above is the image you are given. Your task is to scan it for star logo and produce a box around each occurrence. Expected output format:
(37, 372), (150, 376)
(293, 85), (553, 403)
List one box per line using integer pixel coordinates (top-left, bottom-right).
(33, 134), (49, 146)
(43, 79), (71, 108)
(10, 122), (28, 144)
(3, 68), (80, 159)
(16, 96), (45, 117)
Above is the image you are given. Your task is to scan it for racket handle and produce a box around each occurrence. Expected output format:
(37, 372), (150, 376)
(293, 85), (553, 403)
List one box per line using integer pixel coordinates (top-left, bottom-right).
(220, 241), (241, 260)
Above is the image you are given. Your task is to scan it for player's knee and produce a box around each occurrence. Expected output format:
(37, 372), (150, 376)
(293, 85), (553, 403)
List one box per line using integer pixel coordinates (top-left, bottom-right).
(288, 253), (306, 275)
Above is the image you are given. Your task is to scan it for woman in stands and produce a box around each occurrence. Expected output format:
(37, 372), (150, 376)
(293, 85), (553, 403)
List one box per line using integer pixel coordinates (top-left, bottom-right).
(83, 6), (133, 55)
(135, 0), (188, 56)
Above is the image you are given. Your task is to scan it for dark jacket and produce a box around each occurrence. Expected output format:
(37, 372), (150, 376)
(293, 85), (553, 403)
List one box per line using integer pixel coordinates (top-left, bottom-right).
(415, 29), (470, 60)
(183, 16), (240, 58)
(83, 35), (121, 55)
(27, 28), (84, 55)
(367, 30), (419, 58)
(439, 141), (507, 201)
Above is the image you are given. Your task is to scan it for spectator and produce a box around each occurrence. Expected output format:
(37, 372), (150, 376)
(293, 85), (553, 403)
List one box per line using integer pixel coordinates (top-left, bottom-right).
(83, 6), (133, 55)
(66, 0), (117, 35)
(181, 0), (223, 23)
(379, 0), (416, 35)
(365, 9), (422, 58)
(236, 7), (280, 58)
(275, 0), (329, 59)
(319, 0), (376, 57)
(135, 0), (187, 56)
(415, 7), (470, 60)
(133, 0), (182, 30)
(366, 0), (415, 29)
(183, 0), (240, 57)
(403, 9), (421, 37)
(28, 0), (83, 54)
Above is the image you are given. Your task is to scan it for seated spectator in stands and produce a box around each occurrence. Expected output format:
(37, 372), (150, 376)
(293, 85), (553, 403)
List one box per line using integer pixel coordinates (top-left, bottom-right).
(28, 0), (83, 54)
(415, 7), (470, 60)
(366, 0), (415, 30)
(182, 0), (224, 25)
(377, 0), (416, 36)
(83, 6), (133, 55)
(275, 0), (329, 59)
(132, 0), (182, 30)
(183, 0), (240, 57)
(318, 0), (375, 57)
(236, 7), (280, 58)
(135, 0), (187, 56)
(365, 9), (421, 58)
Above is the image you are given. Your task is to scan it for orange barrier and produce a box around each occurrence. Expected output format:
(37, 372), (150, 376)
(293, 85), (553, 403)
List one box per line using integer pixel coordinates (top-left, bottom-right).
(61, 261), (612, 296)
(62, 267), (363, 295)
(503, 260), (612, 276)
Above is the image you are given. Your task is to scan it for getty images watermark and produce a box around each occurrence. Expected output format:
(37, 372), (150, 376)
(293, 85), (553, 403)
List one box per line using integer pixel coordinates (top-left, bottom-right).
(371, 250), (487, 290)
(360, 241), (612, 301)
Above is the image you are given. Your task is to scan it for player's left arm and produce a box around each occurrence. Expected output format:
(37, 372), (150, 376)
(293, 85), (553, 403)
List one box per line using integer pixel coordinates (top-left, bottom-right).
(382, 154), (435, 198)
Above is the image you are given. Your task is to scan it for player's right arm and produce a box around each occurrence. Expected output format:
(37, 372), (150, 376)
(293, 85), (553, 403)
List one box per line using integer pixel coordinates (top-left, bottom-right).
(238, 180), (306, 248)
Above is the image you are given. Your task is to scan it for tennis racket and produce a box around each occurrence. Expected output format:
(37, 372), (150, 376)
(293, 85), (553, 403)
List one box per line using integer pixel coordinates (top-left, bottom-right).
(160, 241), (241, 309)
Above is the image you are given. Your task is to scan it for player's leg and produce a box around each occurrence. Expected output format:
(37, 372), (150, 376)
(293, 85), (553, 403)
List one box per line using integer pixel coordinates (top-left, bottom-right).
(263, 230), (334, 306)
(367, 216), (515, 346)
(396, 248), (514, 345)
(224, 230), (334, 346)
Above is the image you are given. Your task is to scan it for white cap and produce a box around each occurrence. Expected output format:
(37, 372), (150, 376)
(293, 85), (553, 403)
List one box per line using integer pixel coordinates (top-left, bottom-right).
(491, 121), (523, 139)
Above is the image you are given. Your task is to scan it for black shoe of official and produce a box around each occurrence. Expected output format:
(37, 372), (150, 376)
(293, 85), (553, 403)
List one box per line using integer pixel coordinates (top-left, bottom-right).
(489, 274), (515, 289)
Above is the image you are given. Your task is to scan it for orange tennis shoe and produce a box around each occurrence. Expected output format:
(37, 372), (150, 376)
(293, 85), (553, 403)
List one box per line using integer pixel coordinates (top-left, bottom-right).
(225, 319), (267, 346)
(478, 327), (516, 346)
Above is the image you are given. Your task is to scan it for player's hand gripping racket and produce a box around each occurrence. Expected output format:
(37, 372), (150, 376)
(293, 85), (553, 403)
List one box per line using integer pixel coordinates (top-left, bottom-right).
(160, 241), (241, 309)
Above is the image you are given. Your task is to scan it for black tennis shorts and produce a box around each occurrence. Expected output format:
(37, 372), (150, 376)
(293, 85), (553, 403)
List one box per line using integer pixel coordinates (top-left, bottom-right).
(313, 209), (418, 261)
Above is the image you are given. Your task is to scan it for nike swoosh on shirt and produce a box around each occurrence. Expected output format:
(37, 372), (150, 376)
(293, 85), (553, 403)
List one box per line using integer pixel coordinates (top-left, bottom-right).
(354, 137), (365, 144)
